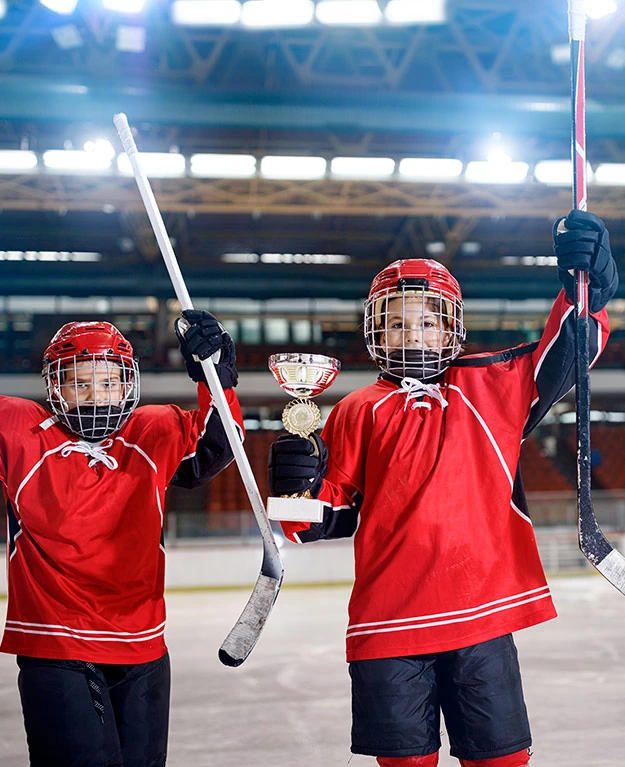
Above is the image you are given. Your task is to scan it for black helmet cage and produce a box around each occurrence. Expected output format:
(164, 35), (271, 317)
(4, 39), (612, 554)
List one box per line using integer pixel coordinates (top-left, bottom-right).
(364, 284), (466, 380)
(43, 353), (140, 440)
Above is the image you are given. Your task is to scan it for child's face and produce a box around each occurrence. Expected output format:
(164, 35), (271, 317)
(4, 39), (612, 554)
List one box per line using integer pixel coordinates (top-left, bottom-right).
(59, 360), (124, 408)
(379, 296), (451, 353)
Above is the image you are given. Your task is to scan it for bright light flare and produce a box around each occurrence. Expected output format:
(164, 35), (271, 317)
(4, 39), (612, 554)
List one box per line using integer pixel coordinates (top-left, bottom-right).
(398, 157), (462, 182)
(260, 156), (326, 179)
(594, 163), (625, 186)
(191, 153), (257, 177)
(534, 160), (594, 186)
(101, 0), (146, 13)
(117, 152), (186, 177)
(465, 160), (528, 184)
(585, 0), (617, 20)
(43, 150), (112, 173)
(385, 0), (447, 24)
(316, 0), (382, 26)
(241, 0), (314, 27)
(39, 0), (79, 14)
(0, 150), (38, 172)
(171, 0), (241, 25)
(330, 157), (395, 178)
(84, 139), (116, 160)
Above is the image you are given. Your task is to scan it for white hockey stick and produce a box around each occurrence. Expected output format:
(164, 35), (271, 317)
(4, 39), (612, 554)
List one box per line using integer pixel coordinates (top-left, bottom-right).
(114, 113), (284, 665)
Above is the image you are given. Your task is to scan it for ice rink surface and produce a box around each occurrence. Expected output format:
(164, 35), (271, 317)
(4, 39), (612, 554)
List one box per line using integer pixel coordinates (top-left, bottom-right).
(0, 575), (624, 766)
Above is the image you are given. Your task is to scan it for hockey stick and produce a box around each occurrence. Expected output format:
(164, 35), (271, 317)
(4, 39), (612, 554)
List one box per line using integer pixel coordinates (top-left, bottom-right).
(114, 114), (284, 664)
(568, 1), (625, 593)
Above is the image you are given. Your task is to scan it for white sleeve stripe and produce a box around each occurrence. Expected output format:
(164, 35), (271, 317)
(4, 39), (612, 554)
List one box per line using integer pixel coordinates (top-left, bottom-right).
(534, 304), (574, 382)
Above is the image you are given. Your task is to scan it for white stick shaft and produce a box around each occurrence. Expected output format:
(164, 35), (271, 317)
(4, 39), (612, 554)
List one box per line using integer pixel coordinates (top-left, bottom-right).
(113, 113), (280, 562)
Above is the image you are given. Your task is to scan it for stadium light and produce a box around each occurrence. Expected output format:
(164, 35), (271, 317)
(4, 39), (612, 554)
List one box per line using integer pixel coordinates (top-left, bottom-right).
(0, 0), (7, 20)
(260, 156), (326, 179)
(465, 157), (528, 184)
(116, 25), (146, 52)
(51, 24), (83, 48)
(39, 0), (79, 14)
(43, 150), (112, 173)
(385, 0), (447, 24)
(171, 0), (241, 26)
(550, 44), (570, 65)
(241, 0), (314, 27)
(0, 251), (102, 261)
(585, 0), (617, 20)
(398, 157), (462, 182)
(316, 0), (382, 26)
(102, 0), (146, 13)
(191, 153), (257, 177)
(0, 150), (38, 173)
(594, 163), (625, 186)
(259, 253), (351, 264)
(534, 160), (594, 186)
(330, 157), (395, 179)
(84, 139), (116, 160)
(117, 152), (186, 177)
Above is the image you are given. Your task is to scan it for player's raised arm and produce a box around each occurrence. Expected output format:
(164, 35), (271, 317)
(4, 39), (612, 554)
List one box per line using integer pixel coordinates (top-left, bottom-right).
(170, 310), (243, 489)
(524, 210), (617, 436)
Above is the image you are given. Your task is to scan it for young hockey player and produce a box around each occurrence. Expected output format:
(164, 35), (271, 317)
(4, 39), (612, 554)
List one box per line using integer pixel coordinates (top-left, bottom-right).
(268, 210), (618, 767)
(0, 309), (241, 767)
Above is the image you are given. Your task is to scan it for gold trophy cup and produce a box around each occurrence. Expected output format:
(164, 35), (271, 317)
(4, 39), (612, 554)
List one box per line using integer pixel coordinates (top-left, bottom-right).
(267, 353), (341, 523)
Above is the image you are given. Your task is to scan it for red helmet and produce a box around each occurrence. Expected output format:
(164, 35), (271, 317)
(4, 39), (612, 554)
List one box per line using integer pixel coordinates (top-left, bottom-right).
(43, 321), (134, 364)
(42, 322), (140, 440)
(364, 259), (466, 380)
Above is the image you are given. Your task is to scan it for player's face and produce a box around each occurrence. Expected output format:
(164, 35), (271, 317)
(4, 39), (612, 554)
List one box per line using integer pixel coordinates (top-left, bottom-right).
(380, 296), (451, 352)
(60, 360), (124, 408)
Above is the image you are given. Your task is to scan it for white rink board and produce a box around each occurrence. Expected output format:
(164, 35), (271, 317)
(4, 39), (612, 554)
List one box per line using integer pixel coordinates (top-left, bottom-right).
(0, 576), (624, 766)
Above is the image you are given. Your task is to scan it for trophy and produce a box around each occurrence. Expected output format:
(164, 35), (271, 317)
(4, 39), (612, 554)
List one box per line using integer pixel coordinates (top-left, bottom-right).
(267, 353), (341, 523)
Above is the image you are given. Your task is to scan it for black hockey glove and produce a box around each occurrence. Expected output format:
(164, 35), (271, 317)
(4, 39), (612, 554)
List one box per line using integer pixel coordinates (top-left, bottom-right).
(553, 209), (619, 313)
(174, 309), (238, 389)
(268, 433), (328, 498)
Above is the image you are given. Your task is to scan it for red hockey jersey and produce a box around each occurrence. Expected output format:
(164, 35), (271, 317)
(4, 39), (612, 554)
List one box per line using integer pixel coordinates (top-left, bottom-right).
(281, 291), (610, 662)
(0, 384), (242, 664)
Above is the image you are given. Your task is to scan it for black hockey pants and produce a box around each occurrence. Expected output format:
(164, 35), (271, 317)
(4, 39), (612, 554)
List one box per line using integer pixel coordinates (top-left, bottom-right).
(17, 652), (170, 767)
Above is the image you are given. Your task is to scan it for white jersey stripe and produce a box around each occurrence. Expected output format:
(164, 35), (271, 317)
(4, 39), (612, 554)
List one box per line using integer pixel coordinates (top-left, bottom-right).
(14, 440), (75, 512)
(347, 585), (550, 630)
(346, 592), (551, 638)
(447, 384), (514, 489)
(5, 618), (167, 635)
(114, 436), (158, 472)
(4, 626), (165, 643)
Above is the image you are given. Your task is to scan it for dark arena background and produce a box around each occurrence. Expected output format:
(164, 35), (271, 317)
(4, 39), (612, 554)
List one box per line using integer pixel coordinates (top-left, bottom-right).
(1, 1), (625, 765)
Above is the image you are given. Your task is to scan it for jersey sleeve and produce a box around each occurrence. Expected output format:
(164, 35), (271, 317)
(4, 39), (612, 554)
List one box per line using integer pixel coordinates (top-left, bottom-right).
(523, 288), (609, 436)
(281, 392), (372, 544)
(168, 384), (244, 487)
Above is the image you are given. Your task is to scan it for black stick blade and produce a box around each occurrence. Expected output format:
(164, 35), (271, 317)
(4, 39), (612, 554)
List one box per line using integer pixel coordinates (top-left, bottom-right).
(218, 572), (283, 667)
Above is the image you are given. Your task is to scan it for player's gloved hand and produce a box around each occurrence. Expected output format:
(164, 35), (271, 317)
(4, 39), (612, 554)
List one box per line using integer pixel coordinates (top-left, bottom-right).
(553, 209), (618, 312)
(268, 433), (328, 498)
(174, 310), (238, 389)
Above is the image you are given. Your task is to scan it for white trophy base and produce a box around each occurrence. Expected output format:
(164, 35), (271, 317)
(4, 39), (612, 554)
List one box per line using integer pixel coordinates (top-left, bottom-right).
(267, 496), (324, 523)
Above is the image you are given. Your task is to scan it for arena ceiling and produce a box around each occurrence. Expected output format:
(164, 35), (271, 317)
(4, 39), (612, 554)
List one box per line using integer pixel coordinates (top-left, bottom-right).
(1, 0), (625, 301)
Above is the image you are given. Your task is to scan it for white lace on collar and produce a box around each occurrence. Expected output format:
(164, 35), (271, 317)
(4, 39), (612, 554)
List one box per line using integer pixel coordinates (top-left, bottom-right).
(399, 377), (448, 412)
(61, 438), (119, 471)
